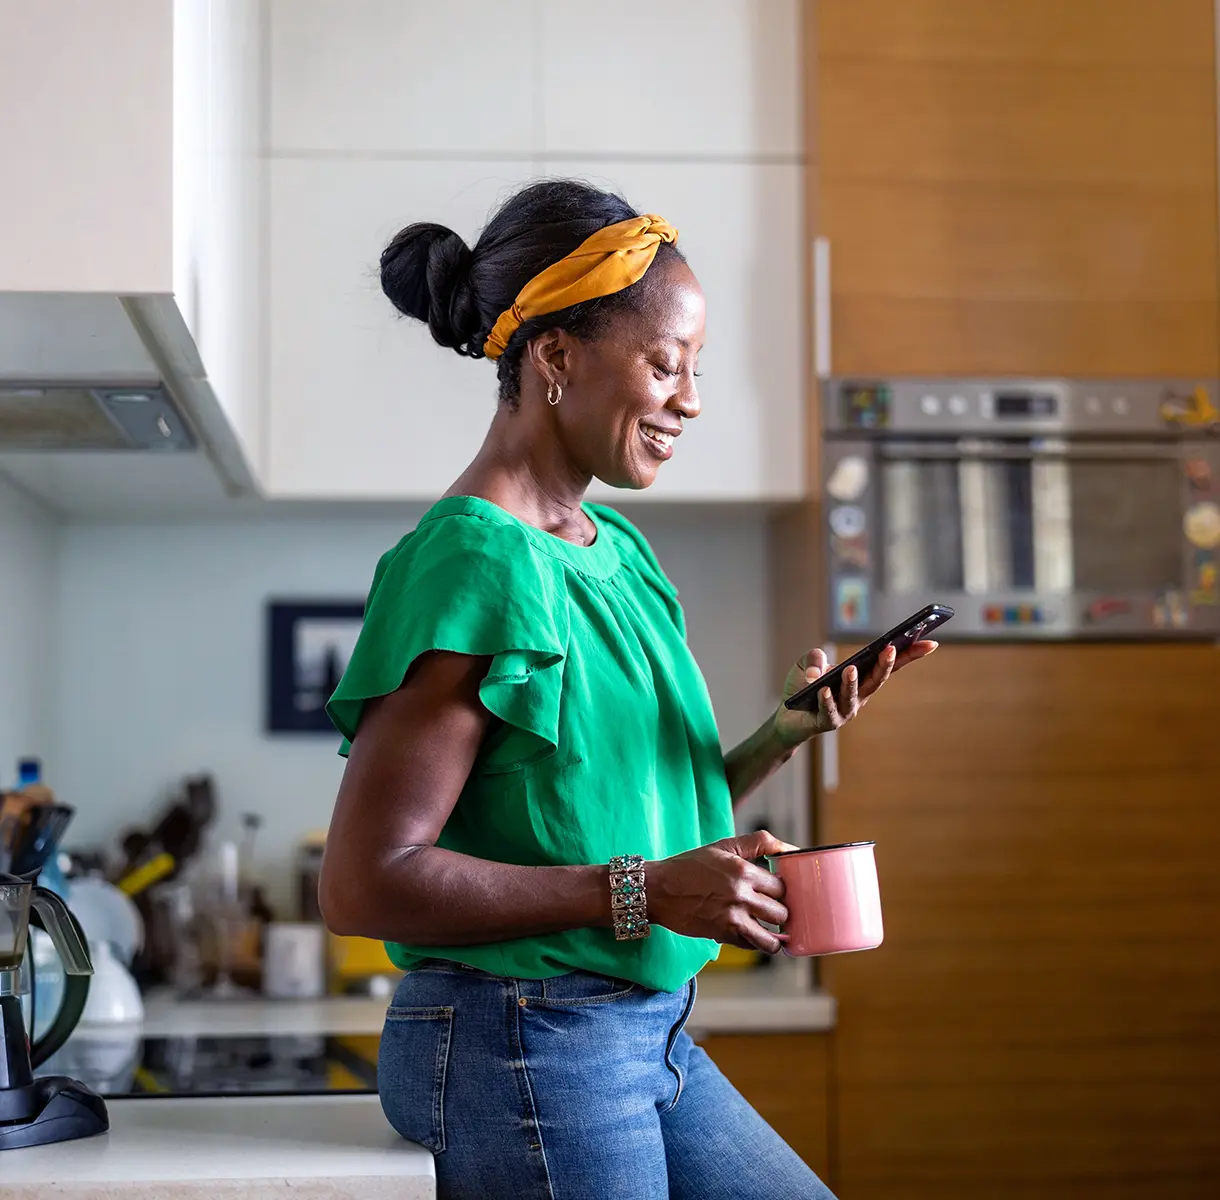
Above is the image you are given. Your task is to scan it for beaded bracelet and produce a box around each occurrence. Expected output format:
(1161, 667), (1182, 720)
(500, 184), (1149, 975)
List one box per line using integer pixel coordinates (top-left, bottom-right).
(609, 854), (650, 941)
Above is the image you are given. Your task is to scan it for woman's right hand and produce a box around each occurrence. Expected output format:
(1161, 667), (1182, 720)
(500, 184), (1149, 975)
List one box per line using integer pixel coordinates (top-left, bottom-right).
(646, 830), (797, 954)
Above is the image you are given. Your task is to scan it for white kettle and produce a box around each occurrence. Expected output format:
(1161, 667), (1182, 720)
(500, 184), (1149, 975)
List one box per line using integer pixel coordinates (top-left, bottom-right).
(79, 938), (143, 1027)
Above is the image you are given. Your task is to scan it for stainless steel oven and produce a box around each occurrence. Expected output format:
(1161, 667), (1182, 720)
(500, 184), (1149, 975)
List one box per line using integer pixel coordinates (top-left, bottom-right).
(823, 378), (1220, 639)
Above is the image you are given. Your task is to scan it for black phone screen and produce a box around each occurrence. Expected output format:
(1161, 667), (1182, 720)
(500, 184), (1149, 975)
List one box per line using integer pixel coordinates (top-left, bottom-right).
(783, 603), (953, 712)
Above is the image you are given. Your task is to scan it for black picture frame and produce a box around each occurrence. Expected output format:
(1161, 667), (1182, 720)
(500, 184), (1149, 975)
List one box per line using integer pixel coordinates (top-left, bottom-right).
(265, 600), (366, 734)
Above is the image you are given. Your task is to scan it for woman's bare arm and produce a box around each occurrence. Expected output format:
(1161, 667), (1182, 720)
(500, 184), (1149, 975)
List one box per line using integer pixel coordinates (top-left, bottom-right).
(320, 650), (799, 954)
(318, 651), (612, 945)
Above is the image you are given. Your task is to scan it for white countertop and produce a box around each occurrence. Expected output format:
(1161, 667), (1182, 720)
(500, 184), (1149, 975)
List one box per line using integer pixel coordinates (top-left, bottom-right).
(139, 959), (835, 1039)
(140, 990), (391, 1037)
(6, 1094), (434, 1199)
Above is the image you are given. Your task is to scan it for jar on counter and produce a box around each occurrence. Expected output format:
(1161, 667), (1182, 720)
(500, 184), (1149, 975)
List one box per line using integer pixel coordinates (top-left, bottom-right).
(296, 831), (327, 923)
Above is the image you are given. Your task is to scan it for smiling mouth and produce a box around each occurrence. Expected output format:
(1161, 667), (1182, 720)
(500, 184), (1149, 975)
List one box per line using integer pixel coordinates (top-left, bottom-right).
(640, 423), (679, 459)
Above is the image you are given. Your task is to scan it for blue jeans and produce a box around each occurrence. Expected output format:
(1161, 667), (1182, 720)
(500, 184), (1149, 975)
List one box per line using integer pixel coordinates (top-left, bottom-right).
(378, 960), (836, 1200)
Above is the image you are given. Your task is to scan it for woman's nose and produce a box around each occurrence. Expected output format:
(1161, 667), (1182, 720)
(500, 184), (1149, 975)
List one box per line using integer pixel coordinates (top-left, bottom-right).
(671, 375), (701, 420)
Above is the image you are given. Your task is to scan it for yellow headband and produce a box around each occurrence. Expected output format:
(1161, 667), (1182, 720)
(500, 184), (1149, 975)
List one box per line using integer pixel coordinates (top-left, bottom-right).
(482, 213), (678, 360)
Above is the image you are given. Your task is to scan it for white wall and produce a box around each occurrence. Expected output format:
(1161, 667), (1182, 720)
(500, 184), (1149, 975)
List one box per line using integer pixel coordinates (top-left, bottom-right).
(0, 476), (58, 783)
(52, 510), (780, 912)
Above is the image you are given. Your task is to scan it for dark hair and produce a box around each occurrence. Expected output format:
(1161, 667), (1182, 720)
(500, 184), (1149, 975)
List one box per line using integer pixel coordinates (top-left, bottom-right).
(379, 179), (683, 406)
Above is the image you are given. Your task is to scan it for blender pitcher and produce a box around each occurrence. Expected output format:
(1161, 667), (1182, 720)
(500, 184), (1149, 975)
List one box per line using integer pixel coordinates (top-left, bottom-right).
(0, 873), (108, 1149)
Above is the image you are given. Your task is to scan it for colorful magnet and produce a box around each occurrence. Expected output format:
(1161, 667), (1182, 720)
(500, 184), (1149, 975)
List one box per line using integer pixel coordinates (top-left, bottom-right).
(1185, 458), (1213, 494)
(826, 455), (869, 502)
(1160, 385), (1220, 432)
(829, 505), (866, 539)
(1153, 589), (1189, 630)
(831, 534), (870, 572)
(1190, 549), (1218, 606)
(1184, 501), (1220, 550)
(834, 578), (869, 629)
(1085, 597), (1132, 624)
(841, 384), (891, 429)
(982, 604), (1043, 626)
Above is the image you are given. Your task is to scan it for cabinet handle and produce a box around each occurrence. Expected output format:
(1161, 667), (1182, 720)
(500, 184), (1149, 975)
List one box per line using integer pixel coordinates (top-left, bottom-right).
(820, 729), (839, 794)
(818, 639), (838, 793)
(813, 236), (832, 380)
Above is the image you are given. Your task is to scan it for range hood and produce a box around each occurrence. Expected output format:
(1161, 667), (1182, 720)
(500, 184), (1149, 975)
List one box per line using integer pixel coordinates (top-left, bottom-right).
(0, 294), (257, 497)
(1, 1), (264, 502)
(0, 383), (194, 451)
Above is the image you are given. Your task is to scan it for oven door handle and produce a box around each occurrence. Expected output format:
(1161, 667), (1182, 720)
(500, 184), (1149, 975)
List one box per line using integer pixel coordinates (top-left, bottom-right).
(876, 440), (1184, 461)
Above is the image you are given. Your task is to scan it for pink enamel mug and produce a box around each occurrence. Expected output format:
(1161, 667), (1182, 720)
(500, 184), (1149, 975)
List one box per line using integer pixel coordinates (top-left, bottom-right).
(766, 841), (884, 957)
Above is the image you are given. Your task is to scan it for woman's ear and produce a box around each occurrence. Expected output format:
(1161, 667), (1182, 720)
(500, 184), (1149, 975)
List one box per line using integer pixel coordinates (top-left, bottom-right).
(525, 328), (573, 389)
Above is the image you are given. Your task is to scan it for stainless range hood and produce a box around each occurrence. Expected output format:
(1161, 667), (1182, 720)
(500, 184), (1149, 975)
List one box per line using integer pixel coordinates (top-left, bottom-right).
(0, 383), (194, 451)
(0, 295), (257, 502)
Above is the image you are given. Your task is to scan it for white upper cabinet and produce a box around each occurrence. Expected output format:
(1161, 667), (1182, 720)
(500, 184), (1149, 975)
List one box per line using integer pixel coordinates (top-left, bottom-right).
(0, 0), (262, 494)
(263, 0), (806, 503)
(538, 0), (801, 158)
(0, 0), (172, 294)
(269, 0), (536, 154)
(267, 159), (535, 498)
(567, 161), (805, 503)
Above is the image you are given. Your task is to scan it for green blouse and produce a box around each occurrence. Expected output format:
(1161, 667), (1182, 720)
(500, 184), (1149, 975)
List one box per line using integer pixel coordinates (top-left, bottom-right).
(326, 496), (734, 993)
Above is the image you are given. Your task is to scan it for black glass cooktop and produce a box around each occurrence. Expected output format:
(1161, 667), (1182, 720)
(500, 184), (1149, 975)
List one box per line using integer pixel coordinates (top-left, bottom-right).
(36, 1033), (379, 1098)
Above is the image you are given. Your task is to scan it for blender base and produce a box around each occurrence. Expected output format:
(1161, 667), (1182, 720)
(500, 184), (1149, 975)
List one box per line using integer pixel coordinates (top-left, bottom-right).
(0, 1075), (109, 1150)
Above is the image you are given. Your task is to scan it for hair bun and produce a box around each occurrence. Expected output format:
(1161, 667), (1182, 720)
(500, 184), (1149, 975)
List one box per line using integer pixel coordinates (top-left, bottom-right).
(380, 222), (483, 356)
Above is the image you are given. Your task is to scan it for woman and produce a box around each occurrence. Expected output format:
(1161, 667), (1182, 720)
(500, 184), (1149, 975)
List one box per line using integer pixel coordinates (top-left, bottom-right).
(320, 179), (936, 1200)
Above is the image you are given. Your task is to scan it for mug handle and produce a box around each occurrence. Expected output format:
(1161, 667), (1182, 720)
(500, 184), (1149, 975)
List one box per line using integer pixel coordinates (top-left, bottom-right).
(27, 895), (92, 1068)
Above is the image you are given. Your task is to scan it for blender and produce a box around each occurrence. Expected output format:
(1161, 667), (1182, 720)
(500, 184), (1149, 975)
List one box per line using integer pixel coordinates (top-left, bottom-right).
(0, 872), (108, 1150)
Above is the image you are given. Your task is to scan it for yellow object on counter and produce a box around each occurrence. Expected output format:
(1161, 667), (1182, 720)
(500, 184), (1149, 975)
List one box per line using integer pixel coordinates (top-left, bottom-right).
(327, 932), (399, 990)
(702, 944), (763, 971)
(116, 852), (175, 896)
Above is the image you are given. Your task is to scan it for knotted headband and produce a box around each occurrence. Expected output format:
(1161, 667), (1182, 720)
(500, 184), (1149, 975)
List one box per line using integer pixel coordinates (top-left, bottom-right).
(482, 214), (679, 360)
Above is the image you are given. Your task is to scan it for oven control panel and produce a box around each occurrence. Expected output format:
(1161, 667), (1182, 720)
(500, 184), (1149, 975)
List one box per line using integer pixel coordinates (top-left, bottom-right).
(828, 378), (1220, 437)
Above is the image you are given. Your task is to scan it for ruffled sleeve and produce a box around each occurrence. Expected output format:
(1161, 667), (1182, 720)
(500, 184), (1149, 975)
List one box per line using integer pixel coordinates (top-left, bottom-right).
(326, 513), (569, 763)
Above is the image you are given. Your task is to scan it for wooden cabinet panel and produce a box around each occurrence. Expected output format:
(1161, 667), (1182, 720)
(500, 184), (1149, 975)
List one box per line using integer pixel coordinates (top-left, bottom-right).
(700, 1033), (832, 1183)
(825, 179), (1218, 375)
(820, 644), (1220, 1199)
(826, 185), (1215, 303)
(827, 295), (1216, 380)
(819, 63), (1216, 188)
(816, 0), (1215, 67)
(813, 0), (1220, 377)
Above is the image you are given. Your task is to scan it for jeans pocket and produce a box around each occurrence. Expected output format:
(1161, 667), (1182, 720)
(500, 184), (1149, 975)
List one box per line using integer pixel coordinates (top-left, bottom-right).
(534, 972), (639, 1008)
(378, 1005), (454, 1153)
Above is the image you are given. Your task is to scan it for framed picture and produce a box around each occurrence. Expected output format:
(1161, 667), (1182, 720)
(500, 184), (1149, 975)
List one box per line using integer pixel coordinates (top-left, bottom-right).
(266, 600), (365, 733)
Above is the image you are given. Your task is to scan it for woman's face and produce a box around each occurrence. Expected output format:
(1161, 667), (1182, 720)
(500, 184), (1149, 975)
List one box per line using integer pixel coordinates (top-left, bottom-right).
(555, 257), (706, 490)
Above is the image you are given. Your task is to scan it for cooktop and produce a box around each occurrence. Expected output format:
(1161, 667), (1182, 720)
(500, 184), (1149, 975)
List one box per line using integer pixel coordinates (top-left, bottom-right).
(35, 1032), (379, 1098)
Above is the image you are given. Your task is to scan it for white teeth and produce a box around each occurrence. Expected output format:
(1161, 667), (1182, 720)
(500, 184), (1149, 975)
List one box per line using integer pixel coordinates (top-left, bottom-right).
(642, 426), (675, 447)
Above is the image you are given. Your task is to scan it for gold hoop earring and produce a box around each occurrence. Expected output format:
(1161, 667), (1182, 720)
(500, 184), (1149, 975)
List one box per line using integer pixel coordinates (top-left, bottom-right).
(547, 382), (562, 407)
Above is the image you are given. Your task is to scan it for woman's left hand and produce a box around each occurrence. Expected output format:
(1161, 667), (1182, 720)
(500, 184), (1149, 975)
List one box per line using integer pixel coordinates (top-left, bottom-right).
(772, 641), (938, 748)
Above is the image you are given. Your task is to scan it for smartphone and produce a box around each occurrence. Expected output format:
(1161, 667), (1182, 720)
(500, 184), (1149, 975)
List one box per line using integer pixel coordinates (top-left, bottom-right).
(783, 603), (954, 713)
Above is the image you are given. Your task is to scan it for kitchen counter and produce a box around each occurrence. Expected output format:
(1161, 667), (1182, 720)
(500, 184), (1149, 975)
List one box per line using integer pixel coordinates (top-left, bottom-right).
(6, 1093), (434, 1199)
(141, 989), (391, 1037)
(141, 958), (835, 1039)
